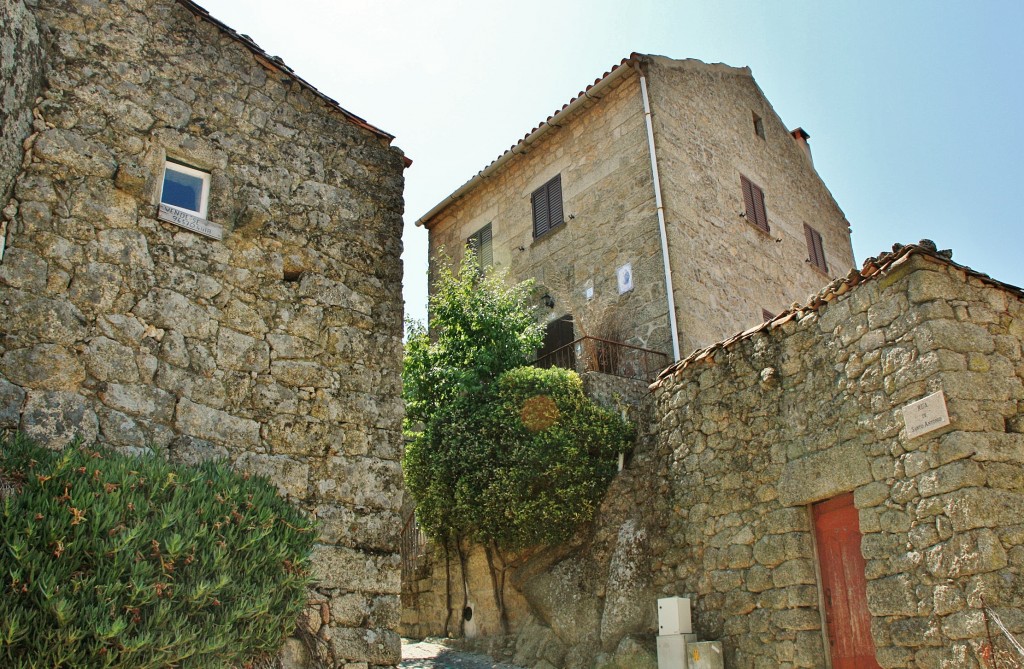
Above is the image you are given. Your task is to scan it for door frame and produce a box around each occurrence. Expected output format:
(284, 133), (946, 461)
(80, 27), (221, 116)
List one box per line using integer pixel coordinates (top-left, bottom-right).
(811, 492), (881, 669)
(807, 503), (834, 669)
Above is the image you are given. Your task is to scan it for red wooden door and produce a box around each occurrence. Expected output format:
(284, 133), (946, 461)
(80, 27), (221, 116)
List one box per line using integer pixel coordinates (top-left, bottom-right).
(813, 493), (881, 669)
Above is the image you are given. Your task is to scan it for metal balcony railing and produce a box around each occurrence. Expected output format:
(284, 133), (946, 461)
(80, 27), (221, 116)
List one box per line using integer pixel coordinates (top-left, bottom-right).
(533, 336), (670, 382)
(400, 510), (427, 588)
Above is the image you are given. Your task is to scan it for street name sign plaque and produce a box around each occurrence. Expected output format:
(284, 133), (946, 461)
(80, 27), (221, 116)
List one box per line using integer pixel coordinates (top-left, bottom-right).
(902, 390), (950, 440)
(158, 203), (223, 240)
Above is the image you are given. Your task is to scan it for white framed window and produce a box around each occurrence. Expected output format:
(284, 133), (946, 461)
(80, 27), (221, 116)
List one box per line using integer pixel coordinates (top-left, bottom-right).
(160, 160), (211, 219)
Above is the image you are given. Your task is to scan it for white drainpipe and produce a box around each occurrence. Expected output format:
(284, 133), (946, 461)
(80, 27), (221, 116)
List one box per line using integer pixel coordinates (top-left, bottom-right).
(636, 64), (681, 362)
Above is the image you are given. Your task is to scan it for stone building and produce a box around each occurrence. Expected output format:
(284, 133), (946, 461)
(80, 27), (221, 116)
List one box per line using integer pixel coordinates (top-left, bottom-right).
(1, 0), (407, 666)
(647, 242), (1024, 669)
(416, 54), (854, 368)
(402, 242), (1024, 669)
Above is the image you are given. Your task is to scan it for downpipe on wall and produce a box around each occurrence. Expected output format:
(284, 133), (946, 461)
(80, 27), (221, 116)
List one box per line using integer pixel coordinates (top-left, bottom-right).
(635, 62), (682, 362)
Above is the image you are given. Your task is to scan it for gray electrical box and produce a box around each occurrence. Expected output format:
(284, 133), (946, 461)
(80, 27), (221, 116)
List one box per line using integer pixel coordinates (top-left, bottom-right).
(657, 633), (697, 669)
(686, 641), (723, 669)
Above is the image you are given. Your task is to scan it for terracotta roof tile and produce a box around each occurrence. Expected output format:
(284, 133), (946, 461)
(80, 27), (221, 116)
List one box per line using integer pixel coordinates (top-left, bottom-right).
(650, 241), (1024, 389)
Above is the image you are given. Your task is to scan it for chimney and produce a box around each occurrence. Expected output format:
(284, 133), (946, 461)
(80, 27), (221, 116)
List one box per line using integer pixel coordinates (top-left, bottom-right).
(790, 127), (812, 165)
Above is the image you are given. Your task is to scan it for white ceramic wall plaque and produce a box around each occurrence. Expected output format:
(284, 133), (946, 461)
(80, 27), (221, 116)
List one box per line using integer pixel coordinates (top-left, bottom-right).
(617, 263), (633, 294)
(158, 203), (224, 240)
(902, 390), (950, 439)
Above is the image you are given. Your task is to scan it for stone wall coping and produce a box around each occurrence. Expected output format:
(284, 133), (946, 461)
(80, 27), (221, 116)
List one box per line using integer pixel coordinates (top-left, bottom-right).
(176, 0), (409, 164)
(651, 240), (1024, 389)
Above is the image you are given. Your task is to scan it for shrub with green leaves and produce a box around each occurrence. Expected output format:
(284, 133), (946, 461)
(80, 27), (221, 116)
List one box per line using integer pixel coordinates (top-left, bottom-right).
(0, 434), (316, 669)
(405, 366), (634, 551)
(403, 247), (544, 428)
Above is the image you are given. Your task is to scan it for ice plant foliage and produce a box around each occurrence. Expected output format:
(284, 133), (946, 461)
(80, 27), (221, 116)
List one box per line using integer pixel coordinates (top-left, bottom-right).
(0, 434), (316, 669)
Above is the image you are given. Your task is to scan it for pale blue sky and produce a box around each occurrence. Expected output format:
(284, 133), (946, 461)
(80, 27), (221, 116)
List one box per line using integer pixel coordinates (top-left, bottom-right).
(198, 0), (1024, 327)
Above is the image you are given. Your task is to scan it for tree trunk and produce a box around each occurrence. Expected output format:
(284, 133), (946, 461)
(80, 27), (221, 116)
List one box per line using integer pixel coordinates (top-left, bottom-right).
(455, 538), (469, 637)
(484, 542), (509, 635)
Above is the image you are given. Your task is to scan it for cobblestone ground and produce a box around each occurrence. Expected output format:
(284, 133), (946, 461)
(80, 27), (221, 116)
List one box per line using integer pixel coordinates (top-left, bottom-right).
(400, 638), (526, 669)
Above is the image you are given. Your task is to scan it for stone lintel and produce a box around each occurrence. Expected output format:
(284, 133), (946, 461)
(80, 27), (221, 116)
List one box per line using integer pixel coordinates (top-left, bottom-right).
(778, 443), (873, 506)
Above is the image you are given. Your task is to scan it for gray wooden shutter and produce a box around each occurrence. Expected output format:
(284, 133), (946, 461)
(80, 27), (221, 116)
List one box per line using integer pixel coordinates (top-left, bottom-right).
(467, 223), (493, 269)
(532, 187), (549, 238)
(548, 175), (563, 230)
(479, 223), (492, 268)
(532, 175), (563, 238)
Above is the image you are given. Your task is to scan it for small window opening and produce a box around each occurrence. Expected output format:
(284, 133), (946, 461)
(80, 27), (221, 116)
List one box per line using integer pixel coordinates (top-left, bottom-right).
(753, 112), (765, 140)
(463, 606), (473, 622)
(161, 160), (211, 219)
(283, 268), (304, 282)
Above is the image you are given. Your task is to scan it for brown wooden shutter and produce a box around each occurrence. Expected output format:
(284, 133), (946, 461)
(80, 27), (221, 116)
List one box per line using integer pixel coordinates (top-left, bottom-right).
(804, 223), (827, 272)
(741, 175), (755, 224)
(751, 181), (768, 232)
(762, 308), (775, 321)
(804, 223), (815, 264)
(741, 175), (768, 232)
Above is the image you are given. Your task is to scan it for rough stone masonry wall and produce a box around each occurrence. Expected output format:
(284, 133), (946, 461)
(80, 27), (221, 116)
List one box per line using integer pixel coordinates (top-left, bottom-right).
(651, 252), (1024, 668)
(0, 0), (42, 206)
(0, 1), (407, 667)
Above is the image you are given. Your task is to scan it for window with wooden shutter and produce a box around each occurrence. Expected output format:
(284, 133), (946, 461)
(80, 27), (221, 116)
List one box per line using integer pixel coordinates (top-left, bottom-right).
(804, 223), (828, 273)
(740, 175), (769, 233)
(467, 223), (493, 270)
(531, 174), (564, 239)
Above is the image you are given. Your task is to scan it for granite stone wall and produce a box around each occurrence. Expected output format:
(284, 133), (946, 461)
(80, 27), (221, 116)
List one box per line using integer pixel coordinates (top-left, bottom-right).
(650, 247), (1024, 668)
(0, 1), (407, 667)
(0, 0), (42, 207)
(402, 246), (1024, 669)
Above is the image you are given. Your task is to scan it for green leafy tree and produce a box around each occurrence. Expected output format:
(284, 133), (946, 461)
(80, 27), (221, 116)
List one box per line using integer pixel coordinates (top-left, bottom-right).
(402, 248), (544, 427)
(409, 366), (633, 550)
(403, 251), (634, 634)
(403, 250), (633, 549)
